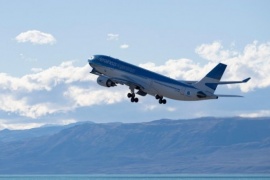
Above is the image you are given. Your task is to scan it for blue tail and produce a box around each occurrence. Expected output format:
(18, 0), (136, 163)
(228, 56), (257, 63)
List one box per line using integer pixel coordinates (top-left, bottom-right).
(194, 63), (227, 93)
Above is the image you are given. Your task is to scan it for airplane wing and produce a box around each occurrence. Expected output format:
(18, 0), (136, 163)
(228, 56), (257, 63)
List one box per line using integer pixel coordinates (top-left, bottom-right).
(111, 77), (144, 89)
(111, 77), (147, 96)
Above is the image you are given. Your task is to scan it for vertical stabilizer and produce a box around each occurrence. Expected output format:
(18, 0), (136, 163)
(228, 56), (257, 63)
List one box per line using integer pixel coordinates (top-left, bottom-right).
(194, 63), (227, 93)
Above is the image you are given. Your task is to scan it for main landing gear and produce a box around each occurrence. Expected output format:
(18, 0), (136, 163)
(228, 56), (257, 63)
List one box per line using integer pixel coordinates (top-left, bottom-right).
(128, 86), (139, 103)
(127, 93), (139, 103)
(127, 86), (166, 104)
(155, 95), (167, 104)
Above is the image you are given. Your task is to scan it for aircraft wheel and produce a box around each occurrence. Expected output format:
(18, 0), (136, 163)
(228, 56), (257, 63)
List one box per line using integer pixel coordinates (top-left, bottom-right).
(155, 95), (160, 99)
(134, 98), (139, 103)
(159, 99), (163, 104)
(162, 99), (167, 104)
(131, 97), (135, 102)
(106, 80), (113, 87)
(127, 93), (132, 98)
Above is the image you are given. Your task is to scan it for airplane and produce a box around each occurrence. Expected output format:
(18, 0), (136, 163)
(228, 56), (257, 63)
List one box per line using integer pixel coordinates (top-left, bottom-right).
(88, 55), (250, 104)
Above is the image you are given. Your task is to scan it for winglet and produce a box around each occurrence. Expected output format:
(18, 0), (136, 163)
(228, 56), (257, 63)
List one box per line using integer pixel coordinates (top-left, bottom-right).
(243, 77), (251, 83)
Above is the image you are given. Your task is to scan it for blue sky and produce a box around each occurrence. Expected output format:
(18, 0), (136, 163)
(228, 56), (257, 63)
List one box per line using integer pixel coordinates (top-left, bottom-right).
(0, 0), (270, 129)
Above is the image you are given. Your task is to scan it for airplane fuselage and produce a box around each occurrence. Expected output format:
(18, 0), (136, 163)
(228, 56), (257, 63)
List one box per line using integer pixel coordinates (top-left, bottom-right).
(88, 55), (217, 101)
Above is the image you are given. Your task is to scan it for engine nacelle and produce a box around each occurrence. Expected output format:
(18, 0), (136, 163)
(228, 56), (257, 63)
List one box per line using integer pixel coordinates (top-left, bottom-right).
(97, 75), (116, 87)
(197, 91), (207, 98)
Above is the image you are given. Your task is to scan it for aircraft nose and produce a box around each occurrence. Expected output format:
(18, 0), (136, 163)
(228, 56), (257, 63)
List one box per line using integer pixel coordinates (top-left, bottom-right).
(88, 56), (95, 64)
(89, 55), (94, 60)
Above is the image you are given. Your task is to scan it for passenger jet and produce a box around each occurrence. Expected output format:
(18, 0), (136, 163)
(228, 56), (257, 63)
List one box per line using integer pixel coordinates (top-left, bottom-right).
(88, 55), (250, 104)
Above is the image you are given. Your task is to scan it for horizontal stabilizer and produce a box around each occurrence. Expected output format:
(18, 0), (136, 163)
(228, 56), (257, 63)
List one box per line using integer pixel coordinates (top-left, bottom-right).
(207, 77), (251, 85)
(215, 94), (243, 98)
(183, 77), (251, 85)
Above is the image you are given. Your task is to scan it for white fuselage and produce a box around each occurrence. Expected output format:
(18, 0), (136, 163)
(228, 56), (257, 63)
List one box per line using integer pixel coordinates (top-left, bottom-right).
(89, 55), (249, 102)
(92, 62), (215, 101)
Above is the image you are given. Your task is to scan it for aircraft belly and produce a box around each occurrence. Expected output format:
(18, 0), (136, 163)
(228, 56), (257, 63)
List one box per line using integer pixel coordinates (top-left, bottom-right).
(95, 67), (208, 101)
(152, 81), (181, 100)
(152, 81), (200, 101)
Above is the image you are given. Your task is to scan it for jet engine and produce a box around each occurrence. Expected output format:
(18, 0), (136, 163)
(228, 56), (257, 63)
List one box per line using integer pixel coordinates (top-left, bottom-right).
(97, 75), (116, 87)
(197, 91), (207, 98)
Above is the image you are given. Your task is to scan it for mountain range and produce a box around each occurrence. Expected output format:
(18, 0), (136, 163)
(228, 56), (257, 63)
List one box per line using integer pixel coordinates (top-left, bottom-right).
(0, 117), (269, 174)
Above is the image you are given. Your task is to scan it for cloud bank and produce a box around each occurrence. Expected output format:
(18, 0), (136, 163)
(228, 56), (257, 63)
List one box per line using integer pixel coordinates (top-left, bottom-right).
(15, 30), (56, 45)
(140, 41), (270, 92)
(1, 41), (269, 122)
(0, 61), (126, 119)
(240, 110), (270, 118)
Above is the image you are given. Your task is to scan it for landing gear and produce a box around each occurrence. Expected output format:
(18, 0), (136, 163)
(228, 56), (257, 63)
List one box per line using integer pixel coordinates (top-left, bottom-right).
(131, 97), (139, 103)
(155, 94), (161, 99)
(159, 99), (166, 104)
(127, 93), (133, 98)
(127, 92), (139, 103)
(156, 95), (167, 104)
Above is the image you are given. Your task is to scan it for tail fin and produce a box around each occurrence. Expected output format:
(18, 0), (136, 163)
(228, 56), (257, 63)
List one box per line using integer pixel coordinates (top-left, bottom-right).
(194, 63), (227, 94)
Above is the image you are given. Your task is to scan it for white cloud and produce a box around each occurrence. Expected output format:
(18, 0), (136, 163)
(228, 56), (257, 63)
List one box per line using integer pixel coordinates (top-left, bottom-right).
(120, 44), (129, 49)
(196, 41), (270, 92)
(239, 110), (270, 118)
(167, 107), (176, 112)
(140, 58), (203, 80)
(195, 41), (237, 62)
(0, 61), (93, 92)
(0, 61), (126, 119)
(143, 104), (158, 111)
(1, 41), (270, 122)
(15, 30), (56, 45)
(142, 105), (177, 112)
(0, 94), (67, 118)
(141, 41), (270, 93)
(63, 86), (126, 107)
(0, 119), (45, 130)
(0, 118), (77, 130)
(107, 33), (130, 49)
(107, 33), (119, 41)
(57, 119), (77, 125)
